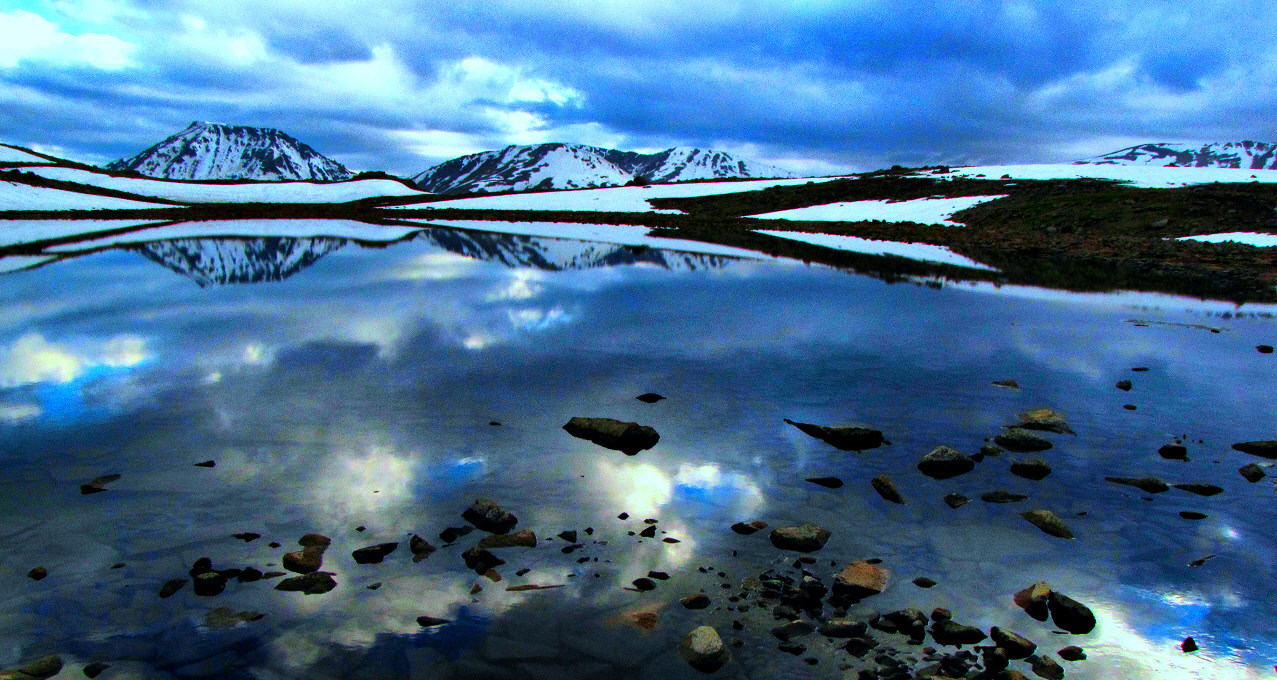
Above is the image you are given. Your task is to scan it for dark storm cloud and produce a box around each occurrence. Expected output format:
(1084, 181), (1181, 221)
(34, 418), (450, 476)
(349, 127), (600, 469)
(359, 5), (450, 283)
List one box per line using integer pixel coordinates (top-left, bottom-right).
(1, 0), (1276, 173)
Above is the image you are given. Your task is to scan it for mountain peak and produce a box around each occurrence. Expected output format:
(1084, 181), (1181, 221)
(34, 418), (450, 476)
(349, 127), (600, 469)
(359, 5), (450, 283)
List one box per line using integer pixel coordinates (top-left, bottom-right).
(1077, 141), (1277, 170)
(106, 123), (352, 181)
(412, 143), (793, 194)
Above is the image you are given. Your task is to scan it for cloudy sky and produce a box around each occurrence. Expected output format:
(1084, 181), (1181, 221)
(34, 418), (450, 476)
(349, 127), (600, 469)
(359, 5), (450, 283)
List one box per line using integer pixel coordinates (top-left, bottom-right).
(2, 0), (1275, 176)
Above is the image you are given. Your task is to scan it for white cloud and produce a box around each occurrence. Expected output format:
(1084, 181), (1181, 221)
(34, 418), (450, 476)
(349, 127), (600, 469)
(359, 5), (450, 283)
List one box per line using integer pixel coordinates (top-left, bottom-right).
(0, 332), (151, 387)
(0, 10), (135, 69)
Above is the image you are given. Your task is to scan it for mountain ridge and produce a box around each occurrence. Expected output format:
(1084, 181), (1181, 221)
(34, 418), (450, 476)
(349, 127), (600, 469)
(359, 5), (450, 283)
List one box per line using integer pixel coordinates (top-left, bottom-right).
(1076, 141), (1277, 170)
(106, 122), (353, 181)
(411, 143), (794, 194)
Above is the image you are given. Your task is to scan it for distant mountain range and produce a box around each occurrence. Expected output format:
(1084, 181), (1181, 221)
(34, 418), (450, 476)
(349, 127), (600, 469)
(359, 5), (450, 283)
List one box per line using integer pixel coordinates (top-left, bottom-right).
(106, 122), (353, 181)
(410, 143), (794, 194)
(1078, 141), (1277, 170)
(127, 227), (735, 286)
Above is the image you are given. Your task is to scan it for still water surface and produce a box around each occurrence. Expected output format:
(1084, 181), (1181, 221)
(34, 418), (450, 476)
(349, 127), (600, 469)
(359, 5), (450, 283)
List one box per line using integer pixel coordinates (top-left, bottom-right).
(1, 223), (1275, 679)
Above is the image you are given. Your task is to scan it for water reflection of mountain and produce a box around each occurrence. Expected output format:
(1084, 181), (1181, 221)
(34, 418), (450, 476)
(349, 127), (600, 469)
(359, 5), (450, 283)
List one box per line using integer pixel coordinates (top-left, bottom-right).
(133, 237), (348, 287)
(413, 226), (736, 272)
(131, 226), (736, 286)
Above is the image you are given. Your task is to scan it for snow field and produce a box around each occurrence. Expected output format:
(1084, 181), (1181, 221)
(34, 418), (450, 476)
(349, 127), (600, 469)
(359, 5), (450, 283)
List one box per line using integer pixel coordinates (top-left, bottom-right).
(928, 164), (1277, 188)
(21, 166), (425, 203)
(1175, 232), (1277, 247)
(748, 195), (1008, 224)
(752, 229), (998, 271)
(0, 181), (169, 211)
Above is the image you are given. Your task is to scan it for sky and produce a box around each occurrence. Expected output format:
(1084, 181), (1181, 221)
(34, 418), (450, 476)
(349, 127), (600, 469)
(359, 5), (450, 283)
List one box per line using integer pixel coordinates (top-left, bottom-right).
(1, 0), (1276, 177)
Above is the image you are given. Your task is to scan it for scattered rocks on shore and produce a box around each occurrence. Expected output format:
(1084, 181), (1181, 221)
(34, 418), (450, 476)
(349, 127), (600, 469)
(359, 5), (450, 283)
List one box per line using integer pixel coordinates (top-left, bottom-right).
(769, 523), (831, 552)
(462, 498), (519, 534)
(917, 446), (975, 479)
(679, 626), (731, 673)
(563, 417), (660, 455)
(994, 428), (1053, 452)
(871, 474), (905, 504)
(783, 418), (884, 451)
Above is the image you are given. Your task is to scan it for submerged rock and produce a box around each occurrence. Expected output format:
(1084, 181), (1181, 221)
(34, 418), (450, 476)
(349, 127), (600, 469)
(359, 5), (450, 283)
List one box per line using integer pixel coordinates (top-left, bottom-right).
(477, 529), (537, 549)
(563, 417), (660, 455)
(439, 526), (474, 543)
(636, 393), (666, 403)
(79, 473), (121, 495)
(82, 662), (111, 679)
(679, 626), (731, 673)
(409, 534), (437, 562)
(917, 446), (975, 479)
(1231, 441), (1277, 458)
(1010, 458), (1052, 481)
(832, 560), (889, 601)
(159, 578), (188, 598)
(805, 477), (844, 488)
(275, 571), (337, 594)
(461, 547), (506, 574)
(194, 460), (216, 467)
(0, 656), (62, 680)
(1116, 379), (1132, 391)
(417, 616), (450, 627)
(929, 619), (987, 646)
(1173, 483), (1223, 496)
(1104, 476), (1169, 493)
(730, 520), (767, 535)
(818, 619), (868, 637)
(26, 566), (46, 581)
(1029, 654), (1065, 680)
(992, 379), (1020, 389)
(943, 493), (970, 509)
(769, 523), (831, 552)
(871, 474), (905, 504)
(994, 427), (1053, 452)
(981, 490), (1028, 503)
(1058, 646), (1087, 661)
(783, 418), (884, 451)
(681, 593), (711, 609)
(991, 626), (1037, 659)
(462, 498), (518, 534)
(1014, 581), (1052, 621)
(1020, 510), (1075, 538)
(1017, 407), (1075, 435)
(351, 543), (399, 564)
(1048, 591), (1096, 634)
(1239, 463), (1267, 482)
(1158, 443), (1188, 460)
(282, 545), (326, 574)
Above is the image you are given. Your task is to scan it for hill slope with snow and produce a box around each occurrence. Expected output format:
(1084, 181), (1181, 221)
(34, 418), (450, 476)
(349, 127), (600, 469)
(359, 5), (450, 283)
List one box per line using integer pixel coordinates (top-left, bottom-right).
(1077, 141), (1277, 170)
(106, 122), (353, 181)
(411, 143), (794, 194)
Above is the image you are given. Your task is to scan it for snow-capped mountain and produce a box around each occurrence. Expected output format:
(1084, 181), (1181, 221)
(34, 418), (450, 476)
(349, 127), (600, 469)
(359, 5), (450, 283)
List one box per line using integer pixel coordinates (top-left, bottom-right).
(127, 226), (734, 286)
(411, 143), (793, 194)
(1077, 141), (1277, 170)
(106, 122), (352, 181)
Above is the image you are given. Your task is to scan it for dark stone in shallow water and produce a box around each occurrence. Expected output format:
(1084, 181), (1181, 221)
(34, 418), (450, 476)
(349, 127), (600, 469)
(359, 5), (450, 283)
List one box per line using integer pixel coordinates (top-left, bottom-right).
(805, 477), (844, 488)
(1239, 463), (1267, 482)
(275, 571), (337, 594)
(1179, 511), (1207, 520)
(632, 577), (657, 591)
(352, 542), (399, 564)
(1057, 645), (1086, 661)
(981, 490), (1028, 503)
(681, 593), (711, 609)
(439, 526), (473, 543)
(1116, 379), (1132, 391)
(461, 547), (505, 573)
(238, 567), (263, 583)
(1009, 458), (1052, 481)
(783, 418), (883, 451)
(80, 473), (121, 495)
(929, 619), (987, 646)
(83, 662), (111, 678)
(636, 393), (666, 403)
(1048, 591), (1096, 634)
(1104, 476), (1169, 493)
(769, 523), (831, 552)
(409, 534), (436, 562)
(871, 474), (905, 504)
(1016, 407), (1075, 435)
(194, 460), (215, 467)
(1232, 440), (1277, 458)
(159, 578), (187, 598)
(193, 572), (227, 596)
(563, 417), (660, 455)
(232, 532), (260, 542)
(27, 566), (46, 581)
(917, 446), (976, 479)
(943, 493), (969, 509)
(994, 428), (1053, 452)
(731, 520), (767, 535)
(1021, 510), (1074, 539)
(462, 498), (518, 534)
(1258, 345), (1274, 354)
(1173, 483), (1222, 496)
(417, 616), (450, 627)
(1159, 443), (1188, 459)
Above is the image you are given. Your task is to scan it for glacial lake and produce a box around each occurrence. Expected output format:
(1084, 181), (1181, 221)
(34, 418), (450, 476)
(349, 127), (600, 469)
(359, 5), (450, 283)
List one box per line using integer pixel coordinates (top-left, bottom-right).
(1, 220), (1275, 680)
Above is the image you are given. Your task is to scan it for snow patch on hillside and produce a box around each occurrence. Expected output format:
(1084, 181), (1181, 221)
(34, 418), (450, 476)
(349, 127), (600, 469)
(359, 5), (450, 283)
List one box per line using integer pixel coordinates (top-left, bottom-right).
(391, 177), (836, 212)
(0, 181), (168, 211)
(0, 145), (51, 163)
(748, 195), (1008, 225)
(106, 121), (352, 181)
(928, 164), (1277, 188)
(1175, 232), (1277, 247)
(24, 167), (423, 203)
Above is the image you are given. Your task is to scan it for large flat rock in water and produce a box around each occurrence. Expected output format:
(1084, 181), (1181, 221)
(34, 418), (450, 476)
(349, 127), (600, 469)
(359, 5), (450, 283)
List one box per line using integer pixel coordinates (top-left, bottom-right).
(784, 418), (883, 450)
(563, 417), (660, 455)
